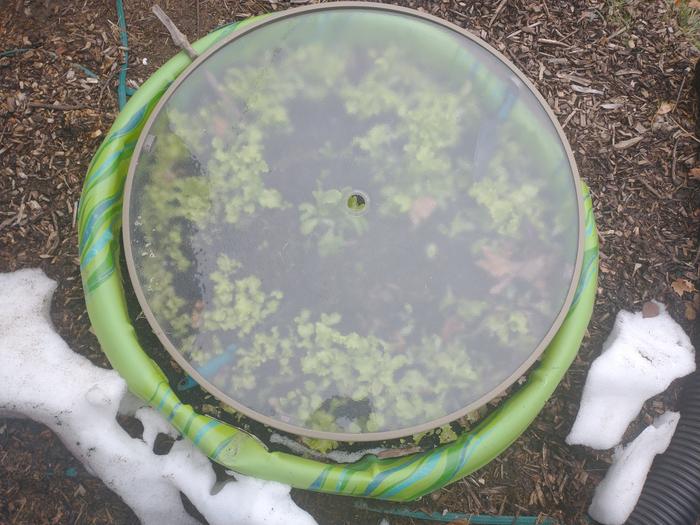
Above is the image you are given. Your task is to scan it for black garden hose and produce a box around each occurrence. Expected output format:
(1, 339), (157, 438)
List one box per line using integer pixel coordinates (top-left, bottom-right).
(625, 371), (700, 524)
(626, 59), (700, 525)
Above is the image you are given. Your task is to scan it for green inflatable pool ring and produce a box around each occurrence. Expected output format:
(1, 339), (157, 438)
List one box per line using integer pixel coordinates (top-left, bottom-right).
(78, 16), (598, 502)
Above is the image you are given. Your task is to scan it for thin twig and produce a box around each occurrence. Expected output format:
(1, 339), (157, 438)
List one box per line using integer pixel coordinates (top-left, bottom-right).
(538, 38), (569, 48)
(674, 71), (688, 111)
(637, 175), (664, 199)
(670, 138), (679, 185)
(29, 102), (85, 111)
(488, 0), (507, 27)
(152, 4), (199, 60)
(669, 117), (700, 144)
(561, 109), (578, 129)
(98, 67), (120, 106)
(541, 0), (550, 19)
(196, 0), (200, 38)
(505, 48), (528, 74)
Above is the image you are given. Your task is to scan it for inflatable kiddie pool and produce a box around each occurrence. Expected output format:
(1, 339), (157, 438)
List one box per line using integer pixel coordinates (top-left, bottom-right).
(79, 2), (598, 501)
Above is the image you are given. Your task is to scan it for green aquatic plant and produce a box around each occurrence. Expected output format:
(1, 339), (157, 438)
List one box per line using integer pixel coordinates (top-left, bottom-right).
(468, 164), (540, 237)
(483, 310), (531, 347)
(129, 35), (577, 439)
(203, 254), (283, 337)
(217, 306), (482, 433)
(345, 47), (478, 218)
(299, 185), (368, 257)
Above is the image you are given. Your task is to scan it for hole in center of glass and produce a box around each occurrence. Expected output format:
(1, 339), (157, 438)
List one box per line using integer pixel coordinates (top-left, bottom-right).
(347, 191), (367, 214)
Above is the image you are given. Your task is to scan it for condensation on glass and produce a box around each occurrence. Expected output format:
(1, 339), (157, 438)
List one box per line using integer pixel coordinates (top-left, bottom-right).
(124, 4), (583, 440)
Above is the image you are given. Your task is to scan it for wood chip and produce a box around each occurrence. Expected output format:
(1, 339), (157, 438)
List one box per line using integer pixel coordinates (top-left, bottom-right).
(613, 136), (644, 150)
(571, 84), (604, 95)
(557, 73), (591, 85)
(615, 69), (642, 76)
(539, 38), (568, 47)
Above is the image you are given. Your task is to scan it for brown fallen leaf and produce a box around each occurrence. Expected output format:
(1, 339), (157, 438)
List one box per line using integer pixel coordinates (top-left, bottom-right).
(212, 116), (228, 136)
(688, 0), (700, 9)
(477, 246), (549, 294)
(642, 301), (660, 318)
(685, 302), (697, 321)
(655, 101), (675, 116)
(441, 315), (465, 343)
(689, 167), (700, 180)
(409, 196), (437, 225)
(477, 246), (518, 278)
(671, 278), (696, 296)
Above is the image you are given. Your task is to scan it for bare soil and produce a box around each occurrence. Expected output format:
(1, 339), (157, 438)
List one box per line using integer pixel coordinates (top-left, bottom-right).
(1, 1), (699, 524)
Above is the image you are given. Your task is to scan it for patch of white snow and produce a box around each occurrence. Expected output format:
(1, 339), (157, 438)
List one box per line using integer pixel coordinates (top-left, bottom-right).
(0, 268), (317, 525)
(566, 301), (694, 449)
(588, 411), (680, 525)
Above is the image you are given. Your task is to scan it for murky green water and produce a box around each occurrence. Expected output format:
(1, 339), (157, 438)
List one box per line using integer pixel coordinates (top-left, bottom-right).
(126, 7), (580, 438)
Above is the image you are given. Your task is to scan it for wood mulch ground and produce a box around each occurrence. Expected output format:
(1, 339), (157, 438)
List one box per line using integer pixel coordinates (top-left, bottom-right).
(1, 1), (699, 524)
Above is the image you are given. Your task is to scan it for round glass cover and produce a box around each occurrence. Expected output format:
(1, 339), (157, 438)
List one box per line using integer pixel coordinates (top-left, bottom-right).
(124, 4), (582, 440)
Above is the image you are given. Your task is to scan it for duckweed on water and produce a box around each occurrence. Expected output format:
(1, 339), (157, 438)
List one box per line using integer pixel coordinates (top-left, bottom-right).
(126, 10), (579, 438)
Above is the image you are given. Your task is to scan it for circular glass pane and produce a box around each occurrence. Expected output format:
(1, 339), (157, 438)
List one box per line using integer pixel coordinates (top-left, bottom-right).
(125, 4), (582, 440)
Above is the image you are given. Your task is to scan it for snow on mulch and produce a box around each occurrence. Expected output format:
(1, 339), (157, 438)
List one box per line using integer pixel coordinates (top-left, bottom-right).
(566, 302), (695, 525)
(566, 301), (695, 450)
(588, 411), (680, 525)
(0, 268), (317, 525)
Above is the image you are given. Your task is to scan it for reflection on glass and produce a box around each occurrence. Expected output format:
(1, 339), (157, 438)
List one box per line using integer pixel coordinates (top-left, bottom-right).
(127, 8), (580, 436)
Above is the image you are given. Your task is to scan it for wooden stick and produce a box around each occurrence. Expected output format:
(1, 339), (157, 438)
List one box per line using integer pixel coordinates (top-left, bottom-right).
(152, 5), (199, 60)
(29, 102), (85, 111)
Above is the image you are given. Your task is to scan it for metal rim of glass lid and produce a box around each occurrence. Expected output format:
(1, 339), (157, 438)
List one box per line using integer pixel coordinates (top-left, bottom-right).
(123, 2), (584, 442)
